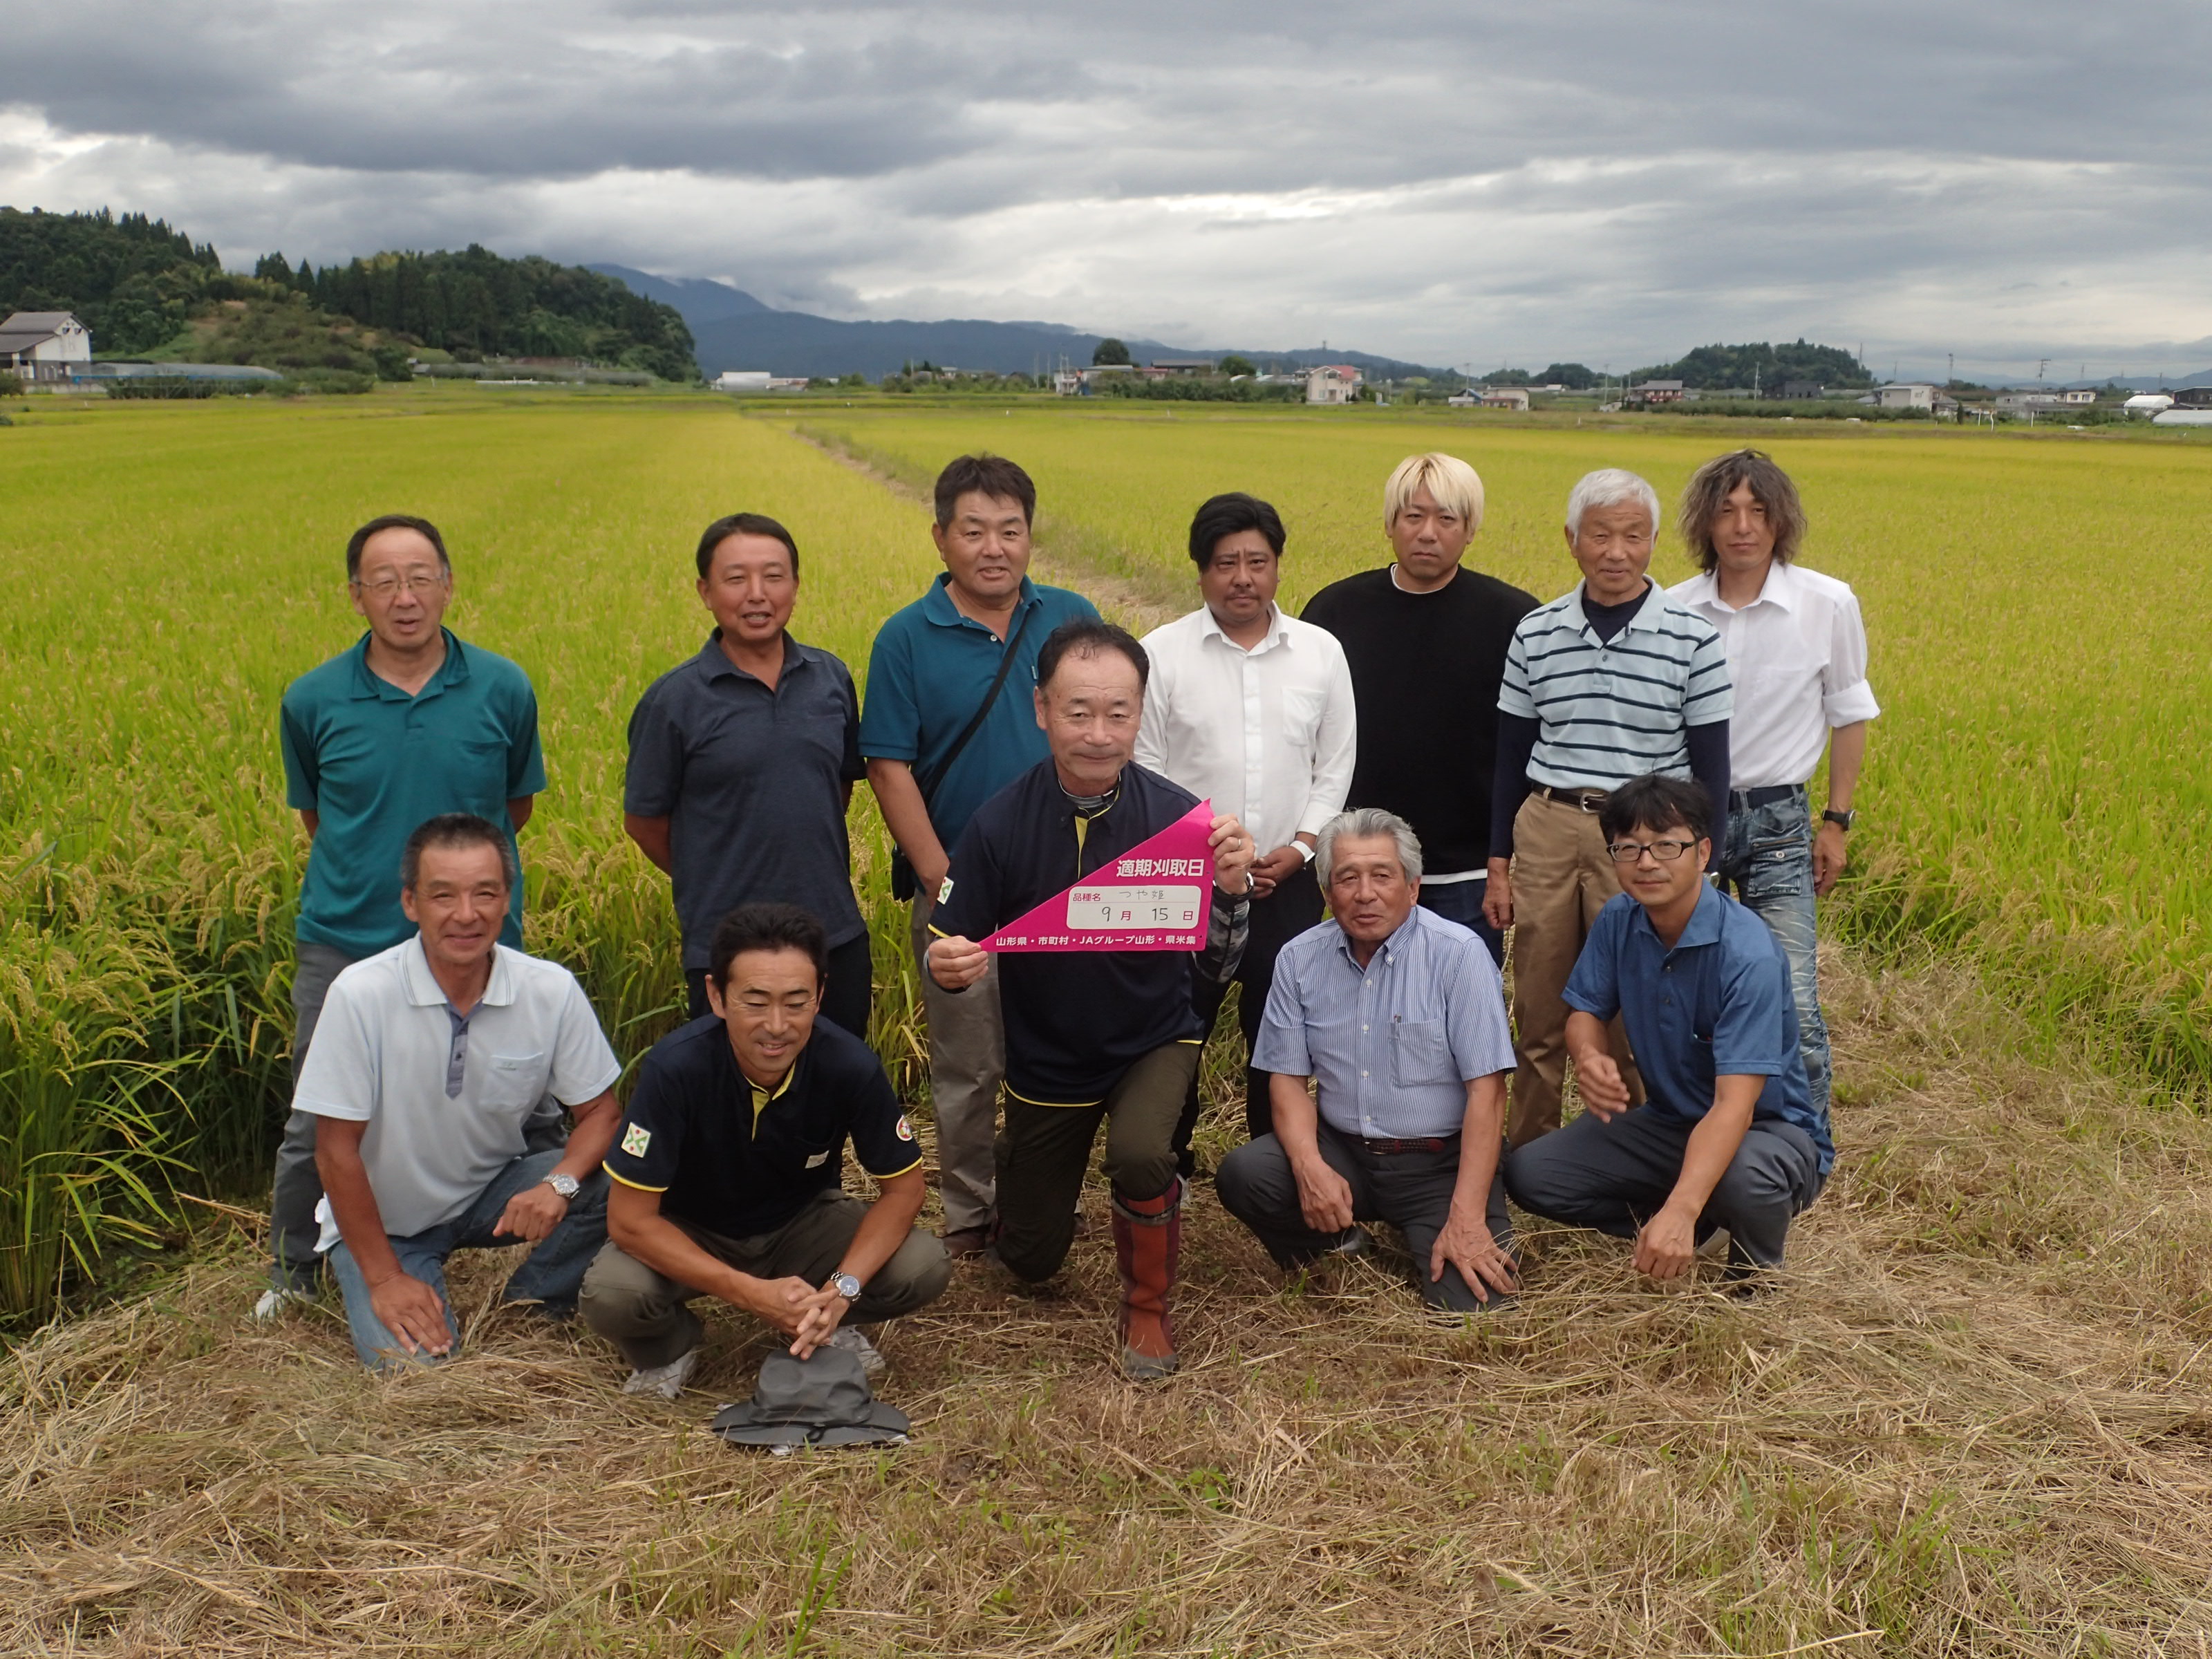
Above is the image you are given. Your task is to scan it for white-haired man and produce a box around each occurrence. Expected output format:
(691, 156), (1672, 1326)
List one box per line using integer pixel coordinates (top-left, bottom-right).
(1303, 453), (1537, 965)
(1216, 808), (1519, 1312)
(1484, 469), (1733, 1148)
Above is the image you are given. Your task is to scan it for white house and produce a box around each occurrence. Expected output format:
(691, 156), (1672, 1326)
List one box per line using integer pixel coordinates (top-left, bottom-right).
(0, 312), (92, 384)
(1479, 387), (1532, 411)
(715, 369), (772, 393)
(1305, 364), (1362, 405)
(1873, 383), (1937, 409)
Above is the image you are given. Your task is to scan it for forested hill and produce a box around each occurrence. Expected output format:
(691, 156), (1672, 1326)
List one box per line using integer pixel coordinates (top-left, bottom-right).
(0, 207), (223, 355)
(252, 247), (695, 382)
(1632, 339), (1873, 389)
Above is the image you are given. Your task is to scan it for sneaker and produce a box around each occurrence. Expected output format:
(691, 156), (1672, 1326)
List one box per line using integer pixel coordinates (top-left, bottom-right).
(621, 1346), (700, 1400)
(825, 1324), (886, 1378)
(252, 1286), (316, 1322)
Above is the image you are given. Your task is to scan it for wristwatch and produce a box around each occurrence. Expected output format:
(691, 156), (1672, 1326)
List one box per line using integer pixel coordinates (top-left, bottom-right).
(828, 1271), (863, 1302)
(542, 1172), (581, 1200)
(1821, 809), (1855, 832)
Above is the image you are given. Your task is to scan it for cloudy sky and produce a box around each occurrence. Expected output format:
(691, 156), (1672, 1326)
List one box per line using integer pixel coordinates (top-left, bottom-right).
(3, 1), (2206, 375)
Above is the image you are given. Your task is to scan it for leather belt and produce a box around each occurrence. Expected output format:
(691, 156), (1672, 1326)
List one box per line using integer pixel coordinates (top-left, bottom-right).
(1533, 783), (1609, 813)
(1728, 783), (1805, 809)
(1360, 1134), (1461, 1155)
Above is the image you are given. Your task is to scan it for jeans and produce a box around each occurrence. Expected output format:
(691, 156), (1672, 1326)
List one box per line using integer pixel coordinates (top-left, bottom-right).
(1714, 789), (1833, 1119)
(1416, 874), (1505, 967)
(325, 1148), (610, 1371)
(1216, 1124), (1515, 1311)
(1503, 1106), (1824, 1273)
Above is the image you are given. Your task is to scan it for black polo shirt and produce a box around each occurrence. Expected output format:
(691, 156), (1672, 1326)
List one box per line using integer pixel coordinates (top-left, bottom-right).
(603, 1015), (921, 1239)
(931, 760), (1206, 1105)
(625, 630), (866, 970)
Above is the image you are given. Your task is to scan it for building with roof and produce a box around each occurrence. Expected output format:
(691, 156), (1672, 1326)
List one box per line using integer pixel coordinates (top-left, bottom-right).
(0, 312), (92, 384)
(1479, 387), (1531, 411)
(1873, 383), (1937, 409)
(1627, 379), (1686, 404)
(1150, 357), (1215, 375)
(1304, 364), (1362, 405)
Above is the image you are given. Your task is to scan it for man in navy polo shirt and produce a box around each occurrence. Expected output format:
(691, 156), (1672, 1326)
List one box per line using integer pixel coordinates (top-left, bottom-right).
(581, 904), (950, 1398)
(1504, 774), (1833, 1282)
(626, 512), (870, 1038)
(262, 513), (547, 1318)
(927, 620), (1255, 1380)
(862, 455), (1100, 1257)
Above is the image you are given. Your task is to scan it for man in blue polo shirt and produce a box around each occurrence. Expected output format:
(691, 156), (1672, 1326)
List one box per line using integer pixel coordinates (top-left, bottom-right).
(862, 455), (1100, 1257)
(261, 513), (547, 1317)
(1504, 774), (1833, 1282)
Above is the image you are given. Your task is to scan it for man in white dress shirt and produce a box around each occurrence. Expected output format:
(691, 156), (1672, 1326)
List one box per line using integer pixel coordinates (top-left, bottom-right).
(1136, 491), (1358, 1165)
(1669, 450), (1878, 1118)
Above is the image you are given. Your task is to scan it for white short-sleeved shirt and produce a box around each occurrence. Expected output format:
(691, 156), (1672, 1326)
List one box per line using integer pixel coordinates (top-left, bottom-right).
(1133, 604), (1358, 854)
(1670, 561), (1881, 789)
(297, 937), (624, 1250)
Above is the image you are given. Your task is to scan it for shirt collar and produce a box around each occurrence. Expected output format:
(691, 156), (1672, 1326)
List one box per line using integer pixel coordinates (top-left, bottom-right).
(1679, 561), (1796, 616)
(1626, 879), (1726, 954)
(923, 571), (1038, 629)
(1196, 602), (1288, 655)
(1566, 580), (1667, 635)
(1333, 903), (1425, 969)
(694, 629), (808, 684)
(399, 935), (516, 1009)
(347, 628), (469, 702)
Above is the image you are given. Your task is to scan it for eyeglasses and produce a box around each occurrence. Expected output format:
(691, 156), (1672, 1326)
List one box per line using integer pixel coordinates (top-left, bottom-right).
(353, 572), (447, 598)
(1606, 838), (1698, 865)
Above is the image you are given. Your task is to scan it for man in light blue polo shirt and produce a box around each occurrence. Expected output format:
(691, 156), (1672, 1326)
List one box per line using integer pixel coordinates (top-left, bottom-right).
(1216, 807), (1519, 1312)
(1504, 775), (1833, 1282)
(861, 454), (1099, 1255)
(261, 514), (547, 1315)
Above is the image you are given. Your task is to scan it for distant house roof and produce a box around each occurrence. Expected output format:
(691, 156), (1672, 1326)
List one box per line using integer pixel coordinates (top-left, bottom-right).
(1150, 357), (1215, 371)
(0, 310), (85, 353)
(1631, 379), (1684, 391)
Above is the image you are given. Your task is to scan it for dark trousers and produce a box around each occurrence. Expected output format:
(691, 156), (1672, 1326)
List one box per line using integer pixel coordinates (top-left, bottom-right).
(1503, 1105), (1825, 1273)
(688, 931), (873, 1040)
(1215, 1123), (1515, 1312)
(1416, 874), (1506, 967)
(995, 1042), (1199, 1282)
(1174, 863), (1323, 1163)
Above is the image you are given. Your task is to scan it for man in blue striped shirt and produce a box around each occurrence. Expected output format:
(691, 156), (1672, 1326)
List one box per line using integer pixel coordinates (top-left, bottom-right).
(1483, 469), (1733, 1147)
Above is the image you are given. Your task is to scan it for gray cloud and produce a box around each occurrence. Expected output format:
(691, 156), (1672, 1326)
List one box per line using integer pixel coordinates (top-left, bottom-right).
(1, 1), (2207, 372)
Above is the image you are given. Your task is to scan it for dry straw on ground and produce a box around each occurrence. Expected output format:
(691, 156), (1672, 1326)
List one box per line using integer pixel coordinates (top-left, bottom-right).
(4, 944), (2210, 1658)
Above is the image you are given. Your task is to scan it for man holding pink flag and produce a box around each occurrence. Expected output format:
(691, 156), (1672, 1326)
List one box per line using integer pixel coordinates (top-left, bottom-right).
(926, 620), (1256, 1380)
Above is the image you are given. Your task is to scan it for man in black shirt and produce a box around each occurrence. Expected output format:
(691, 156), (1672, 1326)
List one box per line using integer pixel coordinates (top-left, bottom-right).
(928, 620), (1255, 1380)
(1302, 452), (1538, 964)
(581, 905), (950, 1399)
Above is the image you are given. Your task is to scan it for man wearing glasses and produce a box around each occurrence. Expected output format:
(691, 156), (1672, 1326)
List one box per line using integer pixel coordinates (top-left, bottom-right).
(261, 514), (547, 1320)
(1503, 775), (1833, 1283)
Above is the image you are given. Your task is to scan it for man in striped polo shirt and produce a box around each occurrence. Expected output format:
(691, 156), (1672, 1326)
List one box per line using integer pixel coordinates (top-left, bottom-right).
(1483, 469), (1733, 1147)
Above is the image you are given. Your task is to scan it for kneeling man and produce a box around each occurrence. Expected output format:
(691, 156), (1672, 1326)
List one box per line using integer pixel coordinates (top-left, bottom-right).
(928, 620), (1255, 1380)
(1217, 809), (1519, 1311)
(303, 814), (624, 1371)
(583, 904), (950, 1398)
(1504, 775), (1833, 1281)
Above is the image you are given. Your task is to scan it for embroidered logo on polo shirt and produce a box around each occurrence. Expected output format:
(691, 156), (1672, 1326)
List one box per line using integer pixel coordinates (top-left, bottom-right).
(805, 1150), (830, 1168)
(937, 877), (954, 903)
(621, 1123), (652, 1158)
(896, 1114), (916, 1141)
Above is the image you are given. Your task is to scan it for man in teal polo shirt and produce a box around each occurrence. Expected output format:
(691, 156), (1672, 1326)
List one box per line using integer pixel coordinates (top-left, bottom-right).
(861, 454), (1099, 1256)
(259, 513), (547, 1317)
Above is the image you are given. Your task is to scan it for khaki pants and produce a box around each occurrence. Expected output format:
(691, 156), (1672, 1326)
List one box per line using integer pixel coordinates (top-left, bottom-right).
(579, 1191), (952, 1369)
(910, 893), (1005, 1233)
(1508, 792), (1644, 1147)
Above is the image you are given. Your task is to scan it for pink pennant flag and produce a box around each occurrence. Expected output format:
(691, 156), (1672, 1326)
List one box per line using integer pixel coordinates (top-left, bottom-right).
(980, 800), (1215, 953)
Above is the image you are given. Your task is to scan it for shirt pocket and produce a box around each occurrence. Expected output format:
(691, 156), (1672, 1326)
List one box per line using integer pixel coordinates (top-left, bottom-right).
(480, 1051), (546, 1108)
(1280, 684), (1327, 750)
(1389, 1020), (1456, 1087)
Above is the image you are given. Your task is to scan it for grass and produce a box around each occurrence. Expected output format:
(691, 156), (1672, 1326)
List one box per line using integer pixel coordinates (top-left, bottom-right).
(787, 403), (2212, 1094)
(3, 389), (2211, 1652)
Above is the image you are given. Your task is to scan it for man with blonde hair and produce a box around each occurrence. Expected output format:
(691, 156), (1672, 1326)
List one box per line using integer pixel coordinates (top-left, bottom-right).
(1669, 449), (1877, 1121)
(1485, 469), (1733, 1147)
(1303, 453), (1538, 964)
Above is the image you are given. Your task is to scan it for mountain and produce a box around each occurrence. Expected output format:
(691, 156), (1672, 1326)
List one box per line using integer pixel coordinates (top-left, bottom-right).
(585, 263), (771, 326)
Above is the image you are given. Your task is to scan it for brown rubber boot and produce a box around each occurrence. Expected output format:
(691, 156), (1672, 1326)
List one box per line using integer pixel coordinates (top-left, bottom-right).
(1110, 1177), (1183, 1381)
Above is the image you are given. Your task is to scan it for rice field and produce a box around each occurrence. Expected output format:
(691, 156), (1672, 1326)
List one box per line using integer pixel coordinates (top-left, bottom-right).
(4, 389), (2212, 1656)
(791, 404), (2212, 1091)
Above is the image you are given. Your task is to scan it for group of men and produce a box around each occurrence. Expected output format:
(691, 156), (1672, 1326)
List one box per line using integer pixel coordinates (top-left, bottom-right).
(265, 442), (1875, 1389)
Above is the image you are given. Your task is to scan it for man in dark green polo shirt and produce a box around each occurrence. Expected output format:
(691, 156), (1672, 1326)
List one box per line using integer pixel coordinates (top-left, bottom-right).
(861, 455), (1100, 1257)
(581, 903), (951, 1398)
(259, 513), (547, 1317)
